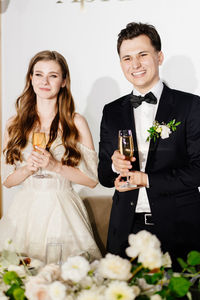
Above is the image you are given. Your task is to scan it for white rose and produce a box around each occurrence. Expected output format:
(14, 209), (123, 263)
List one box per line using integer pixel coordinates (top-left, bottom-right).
(49, 281), (66, 300)
(138, 248), (163, 270)
(104, 280), (138, 300)
(61, 256), (90, 282)
(97, 253), (132, 280)
(125, 234), (140, 258)
(126, 231), (160, 258)
(160, 125), (171, 139)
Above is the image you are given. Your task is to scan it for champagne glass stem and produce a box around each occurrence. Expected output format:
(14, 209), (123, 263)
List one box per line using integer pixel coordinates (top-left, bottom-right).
(118, 129), (136, 188)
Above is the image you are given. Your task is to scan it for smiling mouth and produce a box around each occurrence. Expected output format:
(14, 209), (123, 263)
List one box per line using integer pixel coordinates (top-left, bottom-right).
(132, 71), (146, 77)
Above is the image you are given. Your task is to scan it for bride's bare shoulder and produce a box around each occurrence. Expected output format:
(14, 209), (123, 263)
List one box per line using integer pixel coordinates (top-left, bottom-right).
(74, 113), (94, 149)
(74, 113), (88, 127)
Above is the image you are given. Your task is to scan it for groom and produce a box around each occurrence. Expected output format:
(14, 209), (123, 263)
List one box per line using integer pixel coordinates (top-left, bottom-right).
(98, 22), (200, 269)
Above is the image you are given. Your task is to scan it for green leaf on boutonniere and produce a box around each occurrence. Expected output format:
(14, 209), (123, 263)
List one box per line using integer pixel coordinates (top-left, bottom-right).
(147, 125), (160, 142)
(167, 119), (181, 132)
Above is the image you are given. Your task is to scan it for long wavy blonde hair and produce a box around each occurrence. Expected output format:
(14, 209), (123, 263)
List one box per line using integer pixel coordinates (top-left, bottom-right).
(5, 50), (81, 167)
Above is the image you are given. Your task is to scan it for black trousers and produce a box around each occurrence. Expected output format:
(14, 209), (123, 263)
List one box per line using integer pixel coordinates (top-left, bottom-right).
(132, 213), (181, 271)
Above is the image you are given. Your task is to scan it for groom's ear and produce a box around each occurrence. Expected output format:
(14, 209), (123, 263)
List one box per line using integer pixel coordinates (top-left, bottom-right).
(158, 51), (164, 66)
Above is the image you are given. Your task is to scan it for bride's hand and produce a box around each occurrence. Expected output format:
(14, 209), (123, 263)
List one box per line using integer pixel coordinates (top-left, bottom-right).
(31, 147), (59, 172)
(26, 152), (39, 174)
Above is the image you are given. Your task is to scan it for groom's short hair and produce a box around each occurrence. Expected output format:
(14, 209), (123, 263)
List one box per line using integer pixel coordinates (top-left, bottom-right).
(117, 22), (162, 55)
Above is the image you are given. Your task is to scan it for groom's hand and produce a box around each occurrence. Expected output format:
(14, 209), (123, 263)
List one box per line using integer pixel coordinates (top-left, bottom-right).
(111, 150), (136, 176)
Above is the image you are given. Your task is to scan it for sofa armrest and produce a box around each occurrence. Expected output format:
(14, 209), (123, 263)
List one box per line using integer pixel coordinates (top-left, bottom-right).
(83, 196), (112, 256)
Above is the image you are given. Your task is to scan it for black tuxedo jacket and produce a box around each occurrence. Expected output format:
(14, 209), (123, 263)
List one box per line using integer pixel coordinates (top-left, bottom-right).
(98, 84), (200, 260)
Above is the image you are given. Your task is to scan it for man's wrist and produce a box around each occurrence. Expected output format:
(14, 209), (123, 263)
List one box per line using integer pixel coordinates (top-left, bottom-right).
(146, 174), (150, 188)
(112, 163), (120, 174)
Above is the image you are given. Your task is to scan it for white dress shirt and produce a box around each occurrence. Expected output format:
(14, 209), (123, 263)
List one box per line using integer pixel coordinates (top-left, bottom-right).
(134, 80), (163, 212)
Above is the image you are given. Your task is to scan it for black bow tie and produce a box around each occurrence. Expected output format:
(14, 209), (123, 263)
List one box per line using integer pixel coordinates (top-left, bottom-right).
(130, 92), (157, 108)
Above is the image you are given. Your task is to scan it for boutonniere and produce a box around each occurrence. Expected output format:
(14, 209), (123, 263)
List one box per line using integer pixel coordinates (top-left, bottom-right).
(146, 119), (181, 142)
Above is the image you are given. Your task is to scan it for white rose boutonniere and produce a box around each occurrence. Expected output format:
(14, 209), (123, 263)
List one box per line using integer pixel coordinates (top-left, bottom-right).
(147, 119), (181, 142)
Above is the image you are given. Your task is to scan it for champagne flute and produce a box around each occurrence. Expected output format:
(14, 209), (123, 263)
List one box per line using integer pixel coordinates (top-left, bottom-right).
(32, 132), (51, 178)
(118, 129), (136, 188)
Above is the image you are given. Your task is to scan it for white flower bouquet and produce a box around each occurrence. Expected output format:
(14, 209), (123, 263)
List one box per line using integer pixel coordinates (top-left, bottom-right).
(0, 231), (199, 300)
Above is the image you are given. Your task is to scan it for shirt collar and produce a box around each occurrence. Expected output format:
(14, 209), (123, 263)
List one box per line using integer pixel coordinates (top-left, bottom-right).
(133, 80), (164, 102)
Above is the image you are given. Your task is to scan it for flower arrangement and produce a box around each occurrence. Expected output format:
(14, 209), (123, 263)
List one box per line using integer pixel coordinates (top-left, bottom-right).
(0, 232), (199, 300)
(146, 119), (181, 142)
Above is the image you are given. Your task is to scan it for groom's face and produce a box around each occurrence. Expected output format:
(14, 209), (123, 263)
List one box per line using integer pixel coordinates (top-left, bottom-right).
(119, 34), (164, 94)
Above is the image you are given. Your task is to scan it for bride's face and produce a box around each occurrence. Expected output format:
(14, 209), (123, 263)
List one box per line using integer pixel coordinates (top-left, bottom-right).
(31, 60), (66, 101)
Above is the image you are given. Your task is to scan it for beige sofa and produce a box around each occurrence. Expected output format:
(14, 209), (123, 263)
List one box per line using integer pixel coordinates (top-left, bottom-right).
(83, 196), (112, 256)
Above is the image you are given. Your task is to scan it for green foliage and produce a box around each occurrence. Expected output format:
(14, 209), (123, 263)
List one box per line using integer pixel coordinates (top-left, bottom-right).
(130, 250), (200, 299)
(3, 271), (26, 300)
(187, 251), (200, 266)
(177, 250), (200, 278)
(144, 271), (163, 285)
(177, 257), (188, 269)
(146, 124), (160, 142)
(156, 277), (191, 299)
(13, 287), (26, 300)
(168, 277), (191, 297)
(3, 271), (23, 286)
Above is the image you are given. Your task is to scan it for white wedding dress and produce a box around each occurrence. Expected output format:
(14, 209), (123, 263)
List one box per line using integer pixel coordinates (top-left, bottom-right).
(0, 136), (101, 262)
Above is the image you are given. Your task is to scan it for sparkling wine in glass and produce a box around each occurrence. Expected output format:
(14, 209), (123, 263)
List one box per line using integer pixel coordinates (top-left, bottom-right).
(118, 129), (136, 188)
(32, 132), (51, 178)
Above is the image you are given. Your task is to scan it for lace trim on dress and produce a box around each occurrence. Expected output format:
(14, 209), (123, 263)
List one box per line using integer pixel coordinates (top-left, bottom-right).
(77, 143), (98, 183)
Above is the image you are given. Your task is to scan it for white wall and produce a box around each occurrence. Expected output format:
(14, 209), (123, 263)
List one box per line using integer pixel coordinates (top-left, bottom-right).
(1, 0), (200, 213)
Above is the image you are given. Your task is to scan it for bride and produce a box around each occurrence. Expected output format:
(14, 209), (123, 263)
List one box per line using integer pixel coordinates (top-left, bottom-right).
(1, 50), (101, 262)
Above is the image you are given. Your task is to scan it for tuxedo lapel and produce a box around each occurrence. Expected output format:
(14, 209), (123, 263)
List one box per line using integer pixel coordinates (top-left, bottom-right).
(146, 85), (175, 171)
(121, 94), (140, 171)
